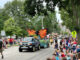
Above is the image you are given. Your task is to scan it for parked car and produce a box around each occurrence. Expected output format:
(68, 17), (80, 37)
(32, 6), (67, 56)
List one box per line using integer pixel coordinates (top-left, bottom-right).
(40, 39), (50, 48)
(19, 37), (40, 52)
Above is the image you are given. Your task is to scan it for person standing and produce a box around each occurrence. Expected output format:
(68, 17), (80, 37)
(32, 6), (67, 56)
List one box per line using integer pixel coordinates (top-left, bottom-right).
(0, 37), (4, 59)
(9, 38), (13, 46)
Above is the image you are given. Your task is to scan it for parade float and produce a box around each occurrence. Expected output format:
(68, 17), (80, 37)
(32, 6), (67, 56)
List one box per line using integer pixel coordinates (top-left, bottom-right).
(27, 29), (50, 48)
(39, 29), (49, 48)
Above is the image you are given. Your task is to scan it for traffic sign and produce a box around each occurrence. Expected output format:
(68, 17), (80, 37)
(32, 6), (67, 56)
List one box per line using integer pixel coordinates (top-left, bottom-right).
(1, 30), (6, 36)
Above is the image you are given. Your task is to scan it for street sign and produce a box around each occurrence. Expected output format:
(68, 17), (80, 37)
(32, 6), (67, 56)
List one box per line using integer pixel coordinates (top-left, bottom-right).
(71, 31), (77, 38)
(1, 30), (6, 36)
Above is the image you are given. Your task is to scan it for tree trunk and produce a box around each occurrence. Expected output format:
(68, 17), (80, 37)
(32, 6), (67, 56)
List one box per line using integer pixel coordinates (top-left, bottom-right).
(77, 32), (80, 44)
(75, 5), (79, 26)
(72, 0), (76, 25)
(72, 0), (79, 26)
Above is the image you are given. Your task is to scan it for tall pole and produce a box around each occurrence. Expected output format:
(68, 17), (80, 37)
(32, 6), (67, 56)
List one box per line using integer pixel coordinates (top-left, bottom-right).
(42, 16), (44, 29)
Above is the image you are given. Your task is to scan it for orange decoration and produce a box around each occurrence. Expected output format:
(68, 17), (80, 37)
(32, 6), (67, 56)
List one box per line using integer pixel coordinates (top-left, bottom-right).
(27, 29), (36, 35)
(39, 29), (47, 38)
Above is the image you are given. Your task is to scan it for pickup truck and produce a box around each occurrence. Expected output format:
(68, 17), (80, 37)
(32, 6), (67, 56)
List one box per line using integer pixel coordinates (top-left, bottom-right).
(19, 37), (40, 52)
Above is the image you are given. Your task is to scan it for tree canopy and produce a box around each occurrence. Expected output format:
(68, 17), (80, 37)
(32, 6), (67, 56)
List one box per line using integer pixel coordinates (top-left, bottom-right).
(0, 0), (62, 37)
(58, 0), (80, 32)
(4, 18), (22, 36)
(0, 9), (10, 32)
(24, 0), (58, 16)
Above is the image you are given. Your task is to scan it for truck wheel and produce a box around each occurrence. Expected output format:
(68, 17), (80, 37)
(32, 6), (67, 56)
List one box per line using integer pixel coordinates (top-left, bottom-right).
(32, 47), (36, 52)
(19, 48), (22, 52)
(38, 45), (41, 50)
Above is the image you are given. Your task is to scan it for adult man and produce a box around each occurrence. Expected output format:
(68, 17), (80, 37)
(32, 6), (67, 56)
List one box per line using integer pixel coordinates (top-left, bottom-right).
(0, 37), (4, 59)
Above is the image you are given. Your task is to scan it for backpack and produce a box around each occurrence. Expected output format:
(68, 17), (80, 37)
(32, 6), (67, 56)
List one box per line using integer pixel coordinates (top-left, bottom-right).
(0, 40), (3, 49)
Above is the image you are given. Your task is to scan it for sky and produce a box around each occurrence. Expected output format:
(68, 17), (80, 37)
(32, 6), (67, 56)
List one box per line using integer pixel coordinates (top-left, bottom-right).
(0, 0), (13, 8)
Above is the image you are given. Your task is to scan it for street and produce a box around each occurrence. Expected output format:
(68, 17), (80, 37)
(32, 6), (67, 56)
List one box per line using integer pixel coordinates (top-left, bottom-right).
(0, 45), (54, 60)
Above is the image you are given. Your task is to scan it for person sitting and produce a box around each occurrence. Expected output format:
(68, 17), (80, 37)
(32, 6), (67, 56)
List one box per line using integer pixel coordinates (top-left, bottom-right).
(77, 52), (80, 60)
(52, 53), (56, 60)
(62, 57), (67, 60)
(53, 52), (60, 60)
(47, 57), (52, 60)
(61, 50), (66, 58)
(77, 45), (80, 53)
(73, 54), (77, 60)
(66, 55), (71, 60)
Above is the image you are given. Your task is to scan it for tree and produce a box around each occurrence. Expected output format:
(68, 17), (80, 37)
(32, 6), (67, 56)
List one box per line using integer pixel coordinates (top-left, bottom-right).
(24, 0), (57, 16)
(26, 11), (61, 33)
(44, 11), (60, 33)
(60, 9), (74, 31)
(4, 0), (28, 36)
(24, 0), (61, 33)
(59, 0), (80, 42)
(0, 9), (10, 32)
(4, 18), (22, 36)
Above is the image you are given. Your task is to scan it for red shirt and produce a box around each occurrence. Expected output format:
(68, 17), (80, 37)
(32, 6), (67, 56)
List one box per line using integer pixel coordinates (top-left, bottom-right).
(9, 38), (13, 42)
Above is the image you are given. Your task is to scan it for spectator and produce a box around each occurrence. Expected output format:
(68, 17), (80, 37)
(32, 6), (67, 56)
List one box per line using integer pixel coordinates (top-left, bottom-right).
(47, 58), (52, 60)
(9, 38), (14, 46)
(73, 54), (77, 60)
(52, 53), (56, 60)
(61, 50), (66, 58)
(66, 55), (71, 60)
(77, 52), (80, 60)
(77, 45), (80, 53)
(55, 42), (58, 49)
(62, 57), (67, 60)
(0, 37), (4, 59)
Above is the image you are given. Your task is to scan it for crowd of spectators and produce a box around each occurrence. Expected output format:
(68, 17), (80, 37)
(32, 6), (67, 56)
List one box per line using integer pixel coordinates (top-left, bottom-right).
(47, 35), (80, 60)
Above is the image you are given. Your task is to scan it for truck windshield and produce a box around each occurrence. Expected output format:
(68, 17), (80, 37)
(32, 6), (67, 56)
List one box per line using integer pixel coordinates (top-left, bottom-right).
(23, 37), (32, 41)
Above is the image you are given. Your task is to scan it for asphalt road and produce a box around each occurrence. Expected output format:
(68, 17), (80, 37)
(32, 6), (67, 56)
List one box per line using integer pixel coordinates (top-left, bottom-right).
(0, 45), (54, 60)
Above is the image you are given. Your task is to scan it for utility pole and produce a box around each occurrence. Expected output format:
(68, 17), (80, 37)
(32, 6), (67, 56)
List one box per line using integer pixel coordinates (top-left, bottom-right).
(42, 16), (44, 29)
(42, 1), (46, 29)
